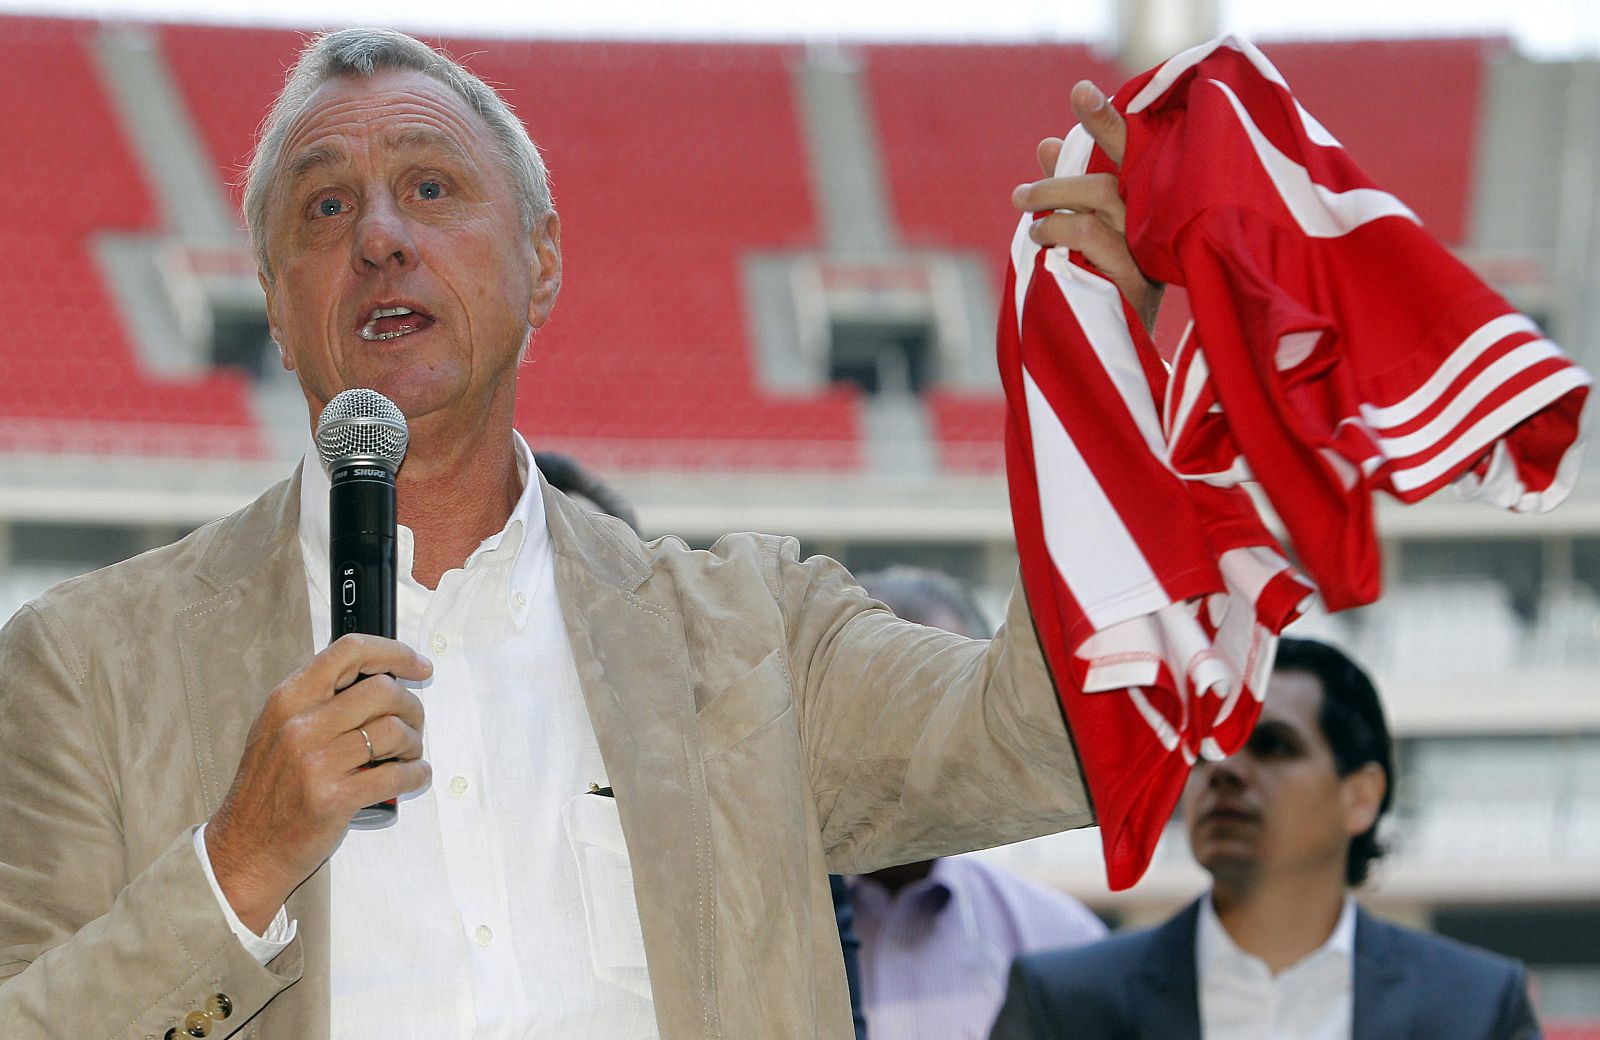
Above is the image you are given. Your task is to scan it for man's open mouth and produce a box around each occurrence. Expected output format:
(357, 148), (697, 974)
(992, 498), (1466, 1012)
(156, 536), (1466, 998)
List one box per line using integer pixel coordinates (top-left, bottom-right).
(358, 306), (435, 342)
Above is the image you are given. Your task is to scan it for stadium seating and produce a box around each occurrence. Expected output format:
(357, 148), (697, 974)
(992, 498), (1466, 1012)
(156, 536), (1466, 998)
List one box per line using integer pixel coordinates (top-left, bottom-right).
(0, 17), (263, 458)
(160, 28), (863, 470)
(921, 388), (1007, 472)
(1, 21), (1497, 471)
(862, 43), (1125, 276)
(862, 44), (1125, 473)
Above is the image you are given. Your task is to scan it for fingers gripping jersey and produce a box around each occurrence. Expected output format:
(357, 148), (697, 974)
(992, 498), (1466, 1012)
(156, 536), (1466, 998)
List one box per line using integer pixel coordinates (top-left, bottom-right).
(1000, 35), (1589, 889)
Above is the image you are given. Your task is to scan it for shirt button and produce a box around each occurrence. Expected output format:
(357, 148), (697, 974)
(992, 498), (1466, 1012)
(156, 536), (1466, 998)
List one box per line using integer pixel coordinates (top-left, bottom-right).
(449, 775), (469, 796)
(474, 924), (493, 946)
(431, 634), (448, 654)
(514, 591), (527, 608)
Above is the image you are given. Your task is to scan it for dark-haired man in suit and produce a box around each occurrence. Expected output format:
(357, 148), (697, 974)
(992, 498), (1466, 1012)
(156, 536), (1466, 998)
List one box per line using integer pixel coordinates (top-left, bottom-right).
(991, 637), (1540, 1040)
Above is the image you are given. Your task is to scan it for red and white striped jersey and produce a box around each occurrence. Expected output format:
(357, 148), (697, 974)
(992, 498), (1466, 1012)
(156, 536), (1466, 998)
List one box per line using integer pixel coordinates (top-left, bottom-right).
(999, 125), (1313, 892)
(1124, 36), (1591, 609)
(1000, 34), (1589, 889)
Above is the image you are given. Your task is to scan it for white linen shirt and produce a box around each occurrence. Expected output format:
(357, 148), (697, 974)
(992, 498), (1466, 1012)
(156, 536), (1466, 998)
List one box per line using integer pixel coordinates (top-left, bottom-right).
(1196, 892), (1355, 1040)
(195, 434), (657, 1038)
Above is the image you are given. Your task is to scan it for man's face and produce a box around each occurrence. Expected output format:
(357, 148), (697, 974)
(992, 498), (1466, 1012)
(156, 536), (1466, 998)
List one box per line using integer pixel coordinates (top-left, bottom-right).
(1181, 669), (1381, 889)
(259, 68), (561, 427)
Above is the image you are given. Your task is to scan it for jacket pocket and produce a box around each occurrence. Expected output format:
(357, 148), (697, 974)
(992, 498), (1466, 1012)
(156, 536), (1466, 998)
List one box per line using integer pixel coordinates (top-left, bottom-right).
(561, 793), (652, 998)
(694, 649), (792, 761)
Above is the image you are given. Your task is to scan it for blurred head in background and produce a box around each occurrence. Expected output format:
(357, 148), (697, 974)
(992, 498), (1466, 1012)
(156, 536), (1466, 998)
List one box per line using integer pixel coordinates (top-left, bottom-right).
(860, 566), (990, 641)
(534, 451), (639, 532)
(1183, 636), (1394, 901)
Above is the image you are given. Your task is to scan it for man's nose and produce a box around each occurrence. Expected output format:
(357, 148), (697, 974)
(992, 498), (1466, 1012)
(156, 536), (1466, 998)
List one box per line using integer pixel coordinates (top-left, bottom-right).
(351, 196), (416, 273)
(1201, 753), (1251, 789)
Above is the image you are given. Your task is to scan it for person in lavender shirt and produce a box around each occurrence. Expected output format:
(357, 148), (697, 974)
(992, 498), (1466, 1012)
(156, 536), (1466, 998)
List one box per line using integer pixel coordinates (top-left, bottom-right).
(848, 566), (1108, 1040)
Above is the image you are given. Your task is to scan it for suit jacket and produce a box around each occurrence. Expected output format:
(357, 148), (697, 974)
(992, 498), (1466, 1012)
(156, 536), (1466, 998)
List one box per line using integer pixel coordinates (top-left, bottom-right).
(830, 874), (869, 1040)
(0, 470), (1094, 1040)
(989, 898), (1541, 1040)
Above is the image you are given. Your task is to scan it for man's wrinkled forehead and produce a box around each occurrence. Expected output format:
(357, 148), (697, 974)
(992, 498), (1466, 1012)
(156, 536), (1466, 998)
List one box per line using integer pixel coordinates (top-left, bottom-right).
(275, 71), (488, 186)
(283, 127), (476, 189)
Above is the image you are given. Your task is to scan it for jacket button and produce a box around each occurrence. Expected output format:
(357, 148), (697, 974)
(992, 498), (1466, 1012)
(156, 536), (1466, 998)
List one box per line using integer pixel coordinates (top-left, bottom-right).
(205, 993), (233, 1020)
(183, 1010), (212, 1037)
(164, 1030), (179, 1040)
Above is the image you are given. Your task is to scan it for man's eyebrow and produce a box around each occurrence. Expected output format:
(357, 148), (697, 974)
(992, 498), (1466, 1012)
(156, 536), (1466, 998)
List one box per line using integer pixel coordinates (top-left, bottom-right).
(1249, 719), (1303, 743)
(385, 127), (474, 164)
(279, 130), (470, 189)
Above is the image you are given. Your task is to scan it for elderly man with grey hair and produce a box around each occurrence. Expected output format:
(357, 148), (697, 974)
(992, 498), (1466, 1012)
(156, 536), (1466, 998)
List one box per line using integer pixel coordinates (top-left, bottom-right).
(0, 29), (1150, 1040)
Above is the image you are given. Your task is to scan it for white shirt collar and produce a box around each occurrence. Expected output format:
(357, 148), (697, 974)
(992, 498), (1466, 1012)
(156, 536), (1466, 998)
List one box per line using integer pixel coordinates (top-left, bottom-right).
(1197, 889), (1356, 978)
(297, 430), (546, 630)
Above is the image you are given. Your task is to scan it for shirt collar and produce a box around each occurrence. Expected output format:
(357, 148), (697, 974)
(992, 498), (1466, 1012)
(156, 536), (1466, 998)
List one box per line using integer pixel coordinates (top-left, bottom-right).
(1198, 890), (1356, 977)
(849, 858), (962, 918)
(297, 430), (545, 629)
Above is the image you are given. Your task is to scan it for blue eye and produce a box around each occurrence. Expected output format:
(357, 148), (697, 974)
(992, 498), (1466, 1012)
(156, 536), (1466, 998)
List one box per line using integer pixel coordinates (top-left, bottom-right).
(317, 197), (345, 217)
(418, 181), (442, 200)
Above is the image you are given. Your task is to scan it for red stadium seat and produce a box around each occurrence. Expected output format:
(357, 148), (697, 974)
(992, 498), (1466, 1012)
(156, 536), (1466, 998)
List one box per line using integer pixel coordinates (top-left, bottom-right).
(0, 17), (263, 459)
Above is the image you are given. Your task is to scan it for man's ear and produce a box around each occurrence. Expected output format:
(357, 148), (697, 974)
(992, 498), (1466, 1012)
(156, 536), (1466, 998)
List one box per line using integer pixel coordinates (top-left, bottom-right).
(527, 210), (562, 330)
(258, 269), (293, 372)
(1341, 761), (1386, 837)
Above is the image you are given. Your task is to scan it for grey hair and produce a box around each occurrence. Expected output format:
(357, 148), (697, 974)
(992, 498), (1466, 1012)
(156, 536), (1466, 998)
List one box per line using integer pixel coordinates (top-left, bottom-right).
(243, 28), (551, 279)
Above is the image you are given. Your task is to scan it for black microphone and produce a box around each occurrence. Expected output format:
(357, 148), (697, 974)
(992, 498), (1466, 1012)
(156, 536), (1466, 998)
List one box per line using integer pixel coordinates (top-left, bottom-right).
(315, 388), (409, 828)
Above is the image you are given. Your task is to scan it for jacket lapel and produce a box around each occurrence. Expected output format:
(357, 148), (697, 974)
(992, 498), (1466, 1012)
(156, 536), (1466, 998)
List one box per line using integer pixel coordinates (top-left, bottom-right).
(177, 470), (312, 815)
(175, 468), (329, 1038)
(1135, 900), (1204, 1039)
(1352, 908), (1411, 1040)
(544, 481), (719, 1040)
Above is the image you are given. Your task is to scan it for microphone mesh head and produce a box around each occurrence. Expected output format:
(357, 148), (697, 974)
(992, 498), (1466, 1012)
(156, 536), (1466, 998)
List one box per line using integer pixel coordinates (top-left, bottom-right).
(315, 388), (409, 474)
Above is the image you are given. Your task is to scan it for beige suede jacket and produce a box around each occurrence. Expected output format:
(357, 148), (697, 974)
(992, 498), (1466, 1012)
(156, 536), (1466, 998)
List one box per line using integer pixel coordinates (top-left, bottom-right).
(0, 470), (1094, 1040)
